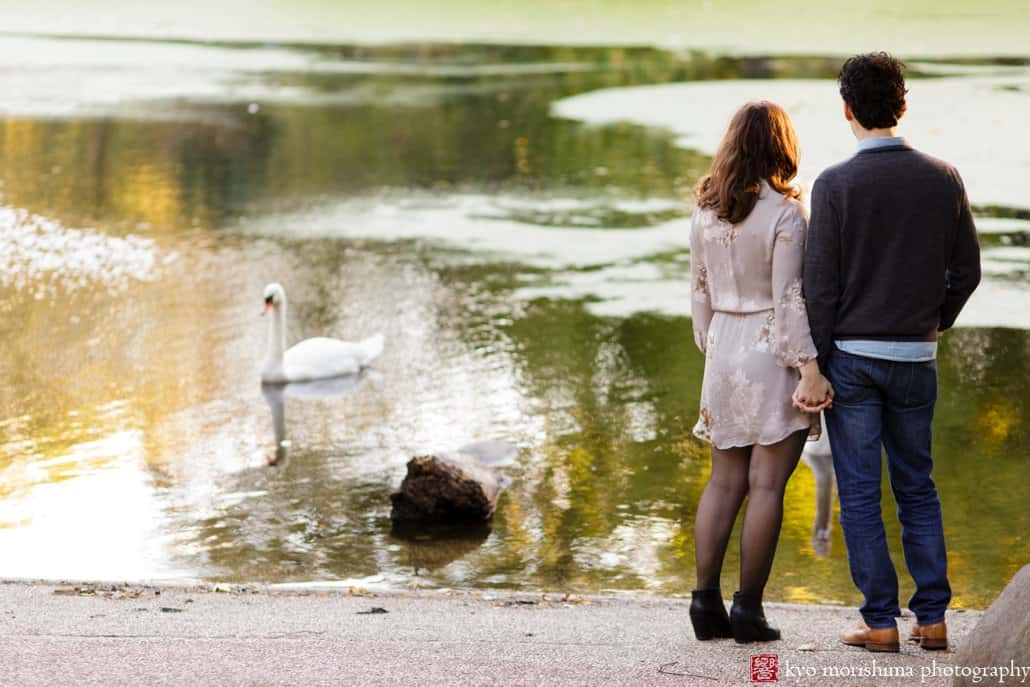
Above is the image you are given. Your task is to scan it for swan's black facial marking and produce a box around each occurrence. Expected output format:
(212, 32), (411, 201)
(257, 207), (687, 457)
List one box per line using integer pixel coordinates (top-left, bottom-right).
(264, 295), (274, 305)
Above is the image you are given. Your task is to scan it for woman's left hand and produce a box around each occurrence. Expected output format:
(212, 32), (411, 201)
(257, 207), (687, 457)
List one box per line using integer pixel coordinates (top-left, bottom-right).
(793, 361), (834, 413)
(793, 385), (833, 413)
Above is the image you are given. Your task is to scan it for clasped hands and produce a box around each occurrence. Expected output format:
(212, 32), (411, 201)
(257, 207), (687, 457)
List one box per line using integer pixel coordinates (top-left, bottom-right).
(792, 360), (834, 414)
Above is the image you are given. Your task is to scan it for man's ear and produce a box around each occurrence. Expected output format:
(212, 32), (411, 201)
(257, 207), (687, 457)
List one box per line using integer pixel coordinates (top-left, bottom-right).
(843, 102), (853, 122)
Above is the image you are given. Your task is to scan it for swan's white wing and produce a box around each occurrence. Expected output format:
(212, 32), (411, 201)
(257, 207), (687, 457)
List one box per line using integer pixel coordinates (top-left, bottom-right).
(280, 334), (384, 383)
(359, 333), (385, 366)
(283, 337), (362, 381)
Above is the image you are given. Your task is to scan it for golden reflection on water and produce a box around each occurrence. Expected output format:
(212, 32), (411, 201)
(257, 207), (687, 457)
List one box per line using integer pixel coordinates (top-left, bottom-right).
(0, 428), (168, 580)
(0, 227), (1025, 607)
(0, 43), (1025, 608)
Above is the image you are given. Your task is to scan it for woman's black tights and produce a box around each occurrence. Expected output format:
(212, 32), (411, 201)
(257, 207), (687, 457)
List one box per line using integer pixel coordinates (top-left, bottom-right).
(693, 430), (807, 596)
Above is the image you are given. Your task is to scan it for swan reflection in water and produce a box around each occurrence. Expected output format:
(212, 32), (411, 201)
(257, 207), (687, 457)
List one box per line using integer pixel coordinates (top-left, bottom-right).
(261, 370), (382, 465)
(801, 416), (836, 557)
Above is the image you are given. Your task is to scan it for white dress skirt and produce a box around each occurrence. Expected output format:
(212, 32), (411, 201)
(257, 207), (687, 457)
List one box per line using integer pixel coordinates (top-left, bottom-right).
(690, 185), (821, 449)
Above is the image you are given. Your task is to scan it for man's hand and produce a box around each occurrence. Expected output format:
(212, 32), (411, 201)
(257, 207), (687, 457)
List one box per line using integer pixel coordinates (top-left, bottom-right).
(793, 361), (834, 413)
(793, 387), (833, 413)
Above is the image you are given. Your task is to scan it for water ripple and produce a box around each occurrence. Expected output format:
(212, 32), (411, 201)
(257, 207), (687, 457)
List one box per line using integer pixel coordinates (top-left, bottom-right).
(0, 203), (161, 300)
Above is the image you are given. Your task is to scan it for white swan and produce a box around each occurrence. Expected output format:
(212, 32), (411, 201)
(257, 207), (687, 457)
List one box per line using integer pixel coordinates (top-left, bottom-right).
(260, 283), (384, 384)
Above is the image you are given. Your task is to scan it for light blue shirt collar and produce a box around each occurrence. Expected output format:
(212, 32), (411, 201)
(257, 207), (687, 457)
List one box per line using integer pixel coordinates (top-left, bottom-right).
(857, 136), (908, 152)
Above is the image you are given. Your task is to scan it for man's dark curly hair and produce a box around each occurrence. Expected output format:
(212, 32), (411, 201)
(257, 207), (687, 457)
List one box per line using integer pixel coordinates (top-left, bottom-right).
(838, 52), (908, 130)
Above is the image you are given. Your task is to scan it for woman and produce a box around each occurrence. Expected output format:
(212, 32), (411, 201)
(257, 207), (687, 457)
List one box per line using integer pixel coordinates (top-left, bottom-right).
(688, 101), (832, 643)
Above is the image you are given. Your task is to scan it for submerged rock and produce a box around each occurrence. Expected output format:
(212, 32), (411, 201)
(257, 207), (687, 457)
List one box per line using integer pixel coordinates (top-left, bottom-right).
(390, 520), (492, 572)
(389, 452), (501, 523)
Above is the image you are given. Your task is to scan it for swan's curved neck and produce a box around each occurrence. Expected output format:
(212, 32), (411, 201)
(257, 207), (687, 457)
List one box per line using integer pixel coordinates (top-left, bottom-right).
(265, 302), (287, 369)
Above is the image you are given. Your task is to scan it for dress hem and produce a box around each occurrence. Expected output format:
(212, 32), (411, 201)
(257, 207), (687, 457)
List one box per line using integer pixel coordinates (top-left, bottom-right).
(692, 420), (819, 450)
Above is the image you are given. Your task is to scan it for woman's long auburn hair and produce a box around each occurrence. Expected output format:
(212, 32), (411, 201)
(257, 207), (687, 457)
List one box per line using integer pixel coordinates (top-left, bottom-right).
(695, 101), (802, 224)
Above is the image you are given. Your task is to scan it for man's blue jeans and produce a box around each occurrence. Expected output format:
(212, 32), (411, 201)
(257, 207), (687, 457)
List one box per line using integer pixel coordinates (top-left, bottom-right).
(824, 349), (951, 629)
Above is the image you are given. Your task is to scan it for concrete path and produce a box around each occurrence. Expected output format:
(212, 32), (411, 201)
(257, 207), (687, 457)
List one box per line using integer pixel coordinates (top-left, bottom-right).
(0, 580), (985, 686)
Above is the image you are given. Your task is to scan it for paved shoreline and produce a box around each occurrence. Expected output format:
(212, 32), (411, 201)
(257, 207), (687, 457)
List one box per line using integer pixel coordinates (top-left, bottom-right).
(0, 579), (984, 686)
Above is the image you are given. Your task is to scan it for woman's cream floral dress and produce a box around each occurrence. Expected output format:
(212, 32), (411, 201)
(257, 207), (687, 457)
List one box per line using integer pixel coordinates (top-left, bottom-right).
(691, 182), (820, 448)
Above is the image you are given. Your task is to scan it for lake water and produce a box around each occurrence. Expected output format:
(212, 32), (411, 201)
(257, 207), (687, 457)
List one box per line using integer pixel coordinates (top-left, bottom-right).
(0, 30), (1026, 609)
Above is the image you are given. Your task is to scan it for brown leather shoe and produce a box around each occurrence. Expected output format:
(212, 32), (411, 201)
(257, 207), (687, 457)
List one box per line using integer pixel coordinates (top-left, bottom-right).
(908, 624), (922, 643)
(913, 621), (947, 650)
(840, 622), (900, 652)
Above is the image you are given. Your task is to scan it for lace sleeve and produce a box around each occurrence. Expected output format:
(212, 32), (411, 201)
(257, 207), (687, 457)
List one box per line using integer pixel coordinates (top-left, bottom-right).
(772, 205), (818, 368)
(690, 210), (714, 354)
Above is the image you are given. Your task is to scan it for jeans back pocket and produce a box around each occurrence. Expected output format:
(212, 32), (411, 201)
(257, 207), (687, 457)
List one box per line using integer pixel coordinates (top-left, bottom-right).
(903, 360), (938, 408)
(827, 351), (878, 405)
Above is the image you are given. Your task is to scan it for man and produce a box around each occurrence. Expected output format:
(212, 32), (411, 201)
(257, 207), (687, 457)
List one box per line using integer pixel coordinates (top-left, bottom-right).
(803, 52), (981, 653)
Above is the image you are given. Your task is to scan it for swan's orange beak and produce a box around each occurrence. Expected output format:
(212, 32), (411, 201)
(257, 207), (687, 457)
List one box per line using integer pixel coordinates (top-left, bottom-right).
(262, 302), (272, 315)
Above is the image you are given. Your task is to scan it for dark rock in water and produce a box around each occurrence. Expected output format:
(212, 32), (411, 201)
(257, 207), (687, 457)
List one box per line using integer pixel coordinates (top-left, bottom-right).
(953, 564), (1030, 686)
(390, 452), (501, 523)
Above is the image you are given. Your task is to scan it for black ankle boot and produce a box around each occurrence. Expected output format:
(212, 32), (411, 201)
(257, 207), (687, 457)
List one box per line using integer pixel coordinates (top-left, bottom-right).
(689, 589), (733, 640)
(730, 591), (781, 643)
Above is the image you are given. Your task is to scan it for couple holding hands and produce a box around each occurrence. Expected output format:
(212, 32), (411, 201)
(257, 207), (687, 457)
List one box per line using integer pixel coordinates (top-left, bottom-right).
(686, 52), (981, 652)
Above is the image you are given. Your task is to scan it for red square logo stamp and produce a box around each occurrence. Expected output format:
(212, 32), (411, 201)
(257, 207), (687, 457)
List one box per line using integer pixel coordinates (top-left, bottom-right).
(750, 654), (779, 683)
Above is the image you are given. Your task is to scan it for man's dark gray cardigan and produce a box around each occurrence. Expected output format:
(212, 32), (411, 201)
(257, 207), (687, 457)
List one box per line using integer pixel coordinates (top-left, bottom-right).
(803, 142), (982, 368)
